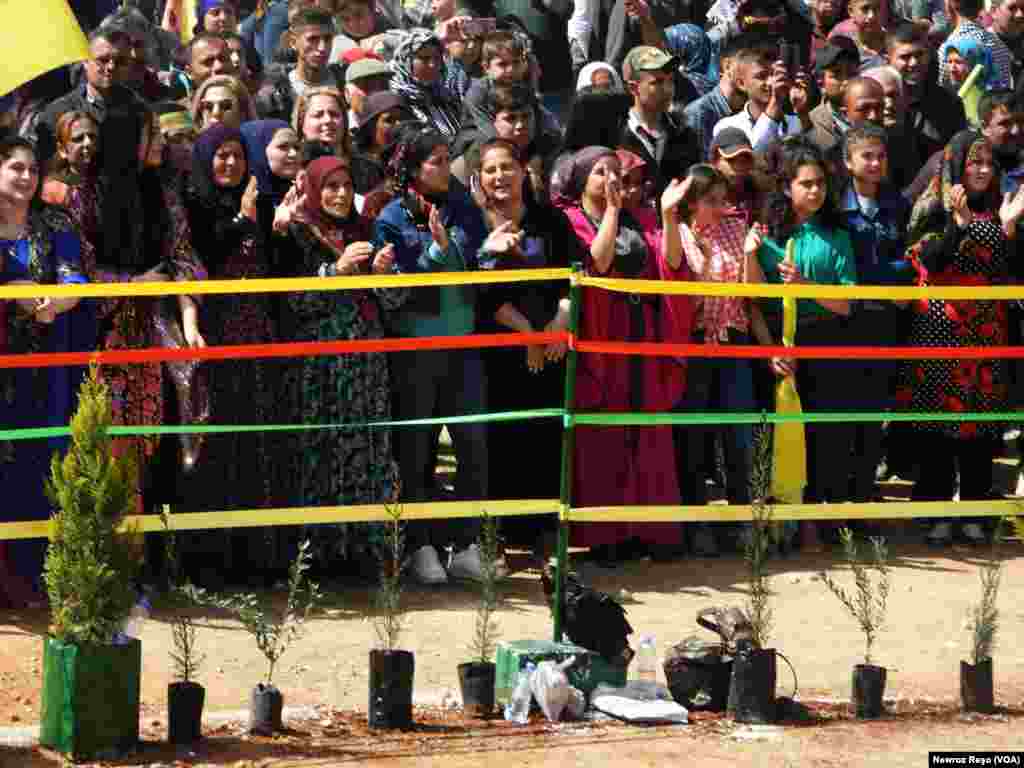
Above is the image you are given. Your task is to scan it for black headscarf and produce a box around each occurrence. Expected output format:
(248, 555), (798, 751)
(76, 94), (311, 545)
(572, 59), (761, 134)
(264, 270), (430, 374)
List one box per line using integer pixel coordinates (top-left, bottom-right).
(97, 103), (169, 272)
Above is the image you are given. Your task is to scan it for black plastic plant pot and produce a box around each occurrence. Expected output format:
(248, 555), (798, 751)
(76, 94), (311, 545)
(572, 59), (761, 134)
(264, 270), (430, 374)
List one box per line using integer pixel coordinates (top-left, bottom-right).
(250, 683), (284, 733)
(727, 647), (777, 723)
(458, 661), (497, 717)
(960, 659), (994, 713)
(852, 664), (887, 718)
(369, 649), (415, 729)
(167, 681), (205, 744)
(664, 656), (733, 712)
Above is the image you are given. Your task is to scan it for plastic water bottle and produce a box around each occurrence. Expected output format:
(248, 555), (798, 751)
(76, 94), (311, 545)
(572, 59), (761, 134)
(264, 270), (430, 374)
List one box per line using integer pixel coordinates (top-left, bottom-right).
(505, 662), (535, 724)
(636, 635), (658, 683)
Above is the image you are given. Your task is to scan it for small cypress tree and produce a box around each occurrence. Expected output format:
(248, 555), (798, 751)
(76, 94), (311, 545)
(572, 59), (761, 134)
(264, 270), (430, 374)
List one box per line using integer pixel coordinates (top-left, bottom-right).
(43, 366), (141, 645)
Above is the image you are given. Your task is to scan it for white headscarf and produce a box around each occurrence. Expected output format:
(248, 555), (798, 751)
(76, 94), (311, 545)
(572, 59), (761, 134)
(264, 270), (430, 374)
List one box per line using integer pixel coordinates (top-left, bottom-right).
(576, 62), (623, 93)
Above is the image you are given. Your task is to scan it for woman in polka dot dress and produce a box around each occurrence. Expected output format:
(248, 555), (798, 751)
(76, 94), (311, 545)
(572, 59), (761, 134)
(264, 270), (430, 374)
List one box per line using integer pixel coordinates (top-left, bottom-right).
(898, 129), (1024, 545)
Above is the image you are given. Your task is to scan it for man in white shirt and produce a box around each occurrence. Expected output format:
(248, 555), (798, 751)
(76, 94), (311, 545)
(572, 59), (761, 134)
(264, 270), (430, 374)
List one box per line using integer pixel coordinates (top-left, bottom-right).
(712, 47), (803, 152)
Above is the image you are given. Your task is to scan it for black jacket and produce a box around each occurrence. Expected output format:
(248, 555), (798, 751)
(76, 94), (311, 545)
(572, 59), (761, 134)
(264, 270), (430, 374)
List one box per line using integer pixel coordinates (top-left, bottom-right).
(616, 111), (701, 200)
(253, 64), (345, 122)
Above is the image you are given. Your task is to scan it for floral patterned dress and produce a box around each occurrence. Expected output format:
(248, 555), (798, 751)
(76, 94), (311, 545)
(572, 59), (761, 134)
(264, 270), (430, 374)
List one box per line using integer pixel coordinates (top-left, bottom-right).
(275, 222), (405, 567)
(64, 177), (208, 508)
(897, 214), (1010, 440)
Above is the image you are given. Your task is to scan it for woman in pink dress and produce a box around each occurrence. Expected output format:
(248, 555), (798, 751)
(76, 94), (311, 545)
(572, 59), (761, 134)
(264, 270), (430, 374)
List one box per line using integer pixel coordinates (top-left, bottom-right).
(553, 146), (693, 563)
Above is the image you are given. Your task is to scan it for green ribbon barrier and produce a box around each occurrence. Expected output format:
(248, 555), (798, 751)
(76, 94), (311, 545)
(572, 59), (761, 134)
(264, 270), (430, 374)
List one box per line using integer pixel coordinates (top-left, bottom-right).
(0, 408), (565, 442)
(570, 411), (1023, 426)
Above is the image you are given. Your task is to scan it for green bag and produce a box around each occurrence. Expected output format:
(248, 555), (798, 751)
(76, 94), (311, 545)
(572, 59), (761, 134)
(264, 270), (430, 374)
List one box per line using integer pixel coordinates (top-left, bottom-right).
(494, 640), (628, 706)
(40, 636), (142, 760)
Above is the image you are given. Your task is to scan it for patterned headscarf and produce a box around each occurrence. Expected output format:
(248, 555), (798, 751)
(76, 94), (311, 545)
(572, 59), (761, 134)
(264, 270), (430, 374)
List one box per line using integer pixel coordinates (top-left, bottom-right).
(239, 119), (293, 208)
(908, 130), (999, 248)
(389, 29), (462, 138)
(666, 24), (716, 96)
(946, 36), (997, 92)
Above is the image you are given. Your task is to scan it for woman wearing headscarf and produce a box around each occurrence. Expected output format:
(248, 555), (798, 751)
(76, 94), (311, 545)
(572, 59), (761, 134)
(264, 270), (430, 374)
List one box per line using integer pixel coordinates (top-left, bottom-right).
(238, 118), (301, 251)
(389, 29), (462, 139)
(180, 123), (280, 582)
(0, 136), (88, 607)
(663, 23), (718, 98)
(575, 62), (624, 93)
(554, 146), (690, 564)
(65, 102), (208, 514)
(373, 125), (495, 584)
(352, 92), (410, 199)
(944, 36), (997, 94)
(191, 74), (256, 133)
(898, 129), (1024, 545)
(274, 156), (404, 572)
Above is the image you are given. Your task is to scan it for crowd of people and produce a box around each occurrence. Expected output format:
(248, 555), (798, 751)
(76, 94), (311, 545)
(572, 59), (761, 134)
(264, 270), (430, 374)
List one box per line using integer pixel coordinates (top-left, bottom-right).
(1, 0), (1023, 605)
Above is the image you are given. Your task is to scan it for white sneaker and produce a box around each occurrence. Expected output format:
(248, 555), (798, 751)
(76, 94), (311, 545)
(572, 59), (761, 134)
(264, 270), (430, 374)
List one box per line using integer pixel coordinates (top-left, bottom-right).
(961, 523), (986, 544)
(410, 545), (448, 584)
(448, 544), (508, 582)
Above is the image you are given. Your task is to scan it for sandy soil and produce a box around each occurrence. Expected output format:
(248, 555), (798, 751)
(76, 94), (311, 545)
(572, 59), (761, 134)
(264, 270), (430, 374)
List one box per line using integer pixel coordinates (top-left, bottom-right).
(2, 524), (1024, 765)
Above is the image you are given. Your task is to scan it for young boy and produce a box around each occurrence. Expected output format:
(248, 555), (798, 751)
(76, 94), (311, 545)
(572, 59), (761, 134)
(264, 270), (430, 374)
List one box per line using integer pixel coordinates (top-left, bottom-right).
(807, 38), (862, 155)
(836, 123), (913, 508)
(329, 0), (395, 59)
(830, 0), (887, 70)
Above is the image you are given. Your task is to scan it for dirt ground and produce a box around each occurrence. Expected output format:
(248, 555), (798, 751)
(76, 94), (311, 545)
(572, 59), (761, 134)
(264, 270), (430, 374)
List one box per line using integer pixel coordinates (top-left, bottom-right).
(2, 524), (1024, 766)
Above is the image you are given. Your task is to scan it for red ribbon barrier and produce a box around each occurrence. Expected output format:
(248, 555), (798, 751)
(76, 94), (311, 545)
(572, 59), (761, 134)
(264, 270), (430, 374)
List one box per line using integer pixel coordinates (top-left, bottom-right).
(576, 341), (1024, 360)
(0, 332), (569, 369)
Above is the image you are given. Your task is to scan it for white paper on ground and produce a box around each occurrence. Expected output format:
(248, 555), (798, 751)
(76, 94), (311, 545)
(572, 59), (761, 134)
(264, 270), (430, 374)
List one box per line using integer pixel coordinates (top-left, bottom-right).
(590, 695), (688, 725)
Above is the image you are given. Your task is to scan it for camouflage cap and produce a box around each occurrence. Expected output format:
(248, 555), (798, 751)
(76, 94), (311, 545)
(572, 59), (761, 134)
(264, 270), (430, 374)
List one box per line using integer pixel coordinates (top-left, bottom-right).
(623, 45), (680, 80)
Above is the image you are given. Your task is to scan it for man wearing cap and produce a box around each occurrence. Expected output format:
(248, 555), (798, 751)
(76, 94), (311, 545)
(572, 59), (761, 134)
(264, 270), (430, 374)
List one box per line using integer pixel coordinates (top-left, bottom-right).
(712, 47), (803, 153)
(710, 127), (770, 226)
(344, 56), (392, 130)
(617, 45), (701, 200)
(806, 38), (861, 156)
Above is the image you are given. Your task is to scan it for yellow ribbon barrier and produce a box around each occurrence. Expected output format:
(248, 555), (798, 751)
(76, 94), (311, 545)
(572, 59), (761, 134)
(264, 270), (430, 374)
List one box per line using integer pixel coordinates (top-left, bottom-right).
(579, 276), (1024, 301)
(0, 269), (573, 300)
(0, 499), (560, 541)
(568, 499), (1023, 522)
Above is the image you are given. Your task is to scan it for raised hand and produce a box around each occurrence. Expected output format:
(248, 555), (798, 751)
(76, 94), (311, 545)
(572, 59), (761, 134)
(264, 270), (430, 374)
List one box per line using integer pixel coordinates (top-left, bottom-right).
(372, 244), (395, 275)
(660, 177), (691, 218)
(429, 207), (449, 251)
(744, 223), (764, 256)
(483, 220), (523, 254)
(240, 176), (259, 222)
(605, 171), (624, 210)
(999, 184), (1024, 227)
(337, 241), (374, 274)
(950, 184), (973, 230)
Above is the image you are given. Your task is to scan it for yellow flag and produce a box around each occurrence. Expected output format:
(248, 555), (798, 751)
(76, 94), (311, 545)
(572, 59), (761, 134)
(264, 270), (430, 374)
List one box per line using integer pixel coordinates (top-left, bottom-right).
(181, 0), (198, 46)
(0, 0), (89, 97)
(958, 63), (985, 128)
(770, 238), (807, 503)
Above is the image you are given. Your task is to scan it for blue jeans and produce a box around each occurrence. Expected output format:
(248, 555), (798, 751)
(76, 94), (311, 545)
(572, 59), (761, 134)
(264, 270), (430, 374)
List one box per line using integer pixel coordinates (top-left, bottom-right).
(390, 348), (487, 550)
(674, 330), (756, 505)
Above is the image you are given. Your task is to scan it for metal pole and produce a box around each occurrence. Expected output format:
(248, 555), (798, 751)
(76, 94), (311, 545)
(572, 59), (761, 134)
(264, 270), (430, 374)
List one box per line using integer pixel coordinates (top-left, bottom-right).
(554, 263), (582, 642)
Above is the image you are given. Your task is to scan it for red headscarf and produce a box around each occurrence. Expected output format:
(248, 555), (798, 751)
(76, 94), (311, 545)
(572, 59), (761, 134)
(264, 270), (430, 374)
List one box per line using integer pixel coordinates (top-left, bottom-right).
(301, 156), (370, 245)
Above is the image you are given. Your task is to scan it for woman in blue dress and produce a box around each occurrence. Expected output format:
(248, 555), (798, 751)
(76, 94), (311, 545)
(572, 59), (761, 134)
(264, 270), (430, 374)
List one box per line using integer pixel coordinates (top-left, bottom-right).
(0, 136), (90, 608)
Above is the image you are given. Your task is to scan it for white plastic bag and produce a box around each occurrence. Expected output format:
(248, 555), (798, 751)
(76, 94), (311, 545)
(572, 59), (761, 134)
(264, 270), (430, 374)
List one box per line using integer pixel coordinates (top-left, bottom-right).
(530, 657), (574, 722)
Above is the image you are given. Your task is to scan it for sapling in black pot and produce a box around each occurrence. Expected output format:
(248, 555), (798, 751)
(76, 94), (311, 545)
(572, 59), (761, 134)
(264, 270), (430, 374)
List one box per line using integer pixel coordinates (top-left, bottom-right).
(217, 539), (323, 734)
(962, 518), (1007, 713)
(459, 509), (501, 717)
(162, 510), (208, 744)
(370, 503), (415, 730)
(728, 426), (779, 724)
(819, 528), (891, 718)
